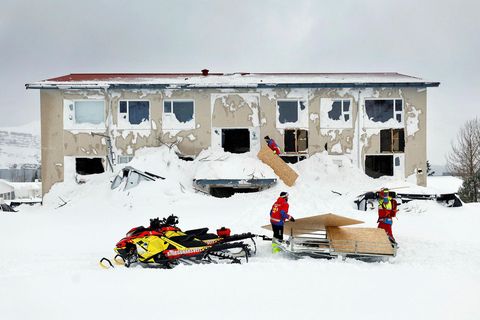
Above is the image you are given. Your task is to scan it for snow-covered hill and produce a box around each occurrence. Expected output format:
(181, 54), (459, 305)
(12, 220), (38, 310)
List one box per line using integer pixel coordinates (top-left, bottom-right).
(0, 121), (40, 168)
(0, 147), (478, 320)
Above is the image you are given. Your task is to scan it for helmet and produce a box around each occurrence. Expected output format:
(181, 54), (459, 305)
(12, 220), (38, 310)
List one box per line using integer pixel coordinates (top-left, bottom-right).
(264, 136), (270, 140)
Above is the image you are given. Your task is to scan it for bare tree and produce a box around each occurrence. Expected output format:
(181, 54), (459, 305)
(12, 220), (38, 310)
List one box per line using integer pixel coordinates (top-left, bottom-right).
(446, 118), (480, 202)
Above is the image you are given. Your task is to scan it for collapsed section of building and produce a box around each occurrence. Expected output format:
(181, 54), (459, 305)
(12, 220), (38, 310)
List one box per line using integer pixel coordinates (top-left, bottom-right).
(25, 72), (439, 196)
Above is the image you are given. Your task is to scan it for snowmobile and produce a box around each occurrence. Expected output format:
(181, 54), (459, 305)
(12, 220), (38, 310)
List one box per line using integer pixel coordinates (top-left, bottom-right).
(100, 215), (257, 269)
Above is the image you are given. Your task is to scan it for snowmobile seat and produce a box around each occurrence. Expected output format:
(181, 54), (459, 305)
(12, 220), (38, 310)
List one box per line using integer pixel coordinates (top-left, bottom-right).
(169, 235), (206, 248)
(184, 228), (209, 237)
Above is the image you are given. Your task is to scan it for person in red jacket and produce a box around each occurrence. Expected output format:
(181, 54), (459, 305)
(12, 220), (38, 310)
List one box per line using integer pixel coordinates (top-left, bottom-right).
(377, 188), (398, 245)
(270, 192), (295, 252)
(264, 136), (281, 155)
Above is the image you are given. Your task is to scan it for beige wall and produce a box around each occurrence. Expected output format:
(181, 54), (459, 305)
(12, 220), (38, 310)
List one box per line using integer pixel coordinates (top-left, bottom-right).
(39, 85), (429, 195)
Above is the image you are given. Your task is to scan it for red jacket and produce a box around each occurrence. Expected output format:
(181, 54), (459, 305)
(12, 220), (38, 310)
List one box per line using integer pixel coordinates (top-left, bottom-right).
(267, 139), (281, 155)
(270, 197), (290, 226)
(378, 200), (397, 223)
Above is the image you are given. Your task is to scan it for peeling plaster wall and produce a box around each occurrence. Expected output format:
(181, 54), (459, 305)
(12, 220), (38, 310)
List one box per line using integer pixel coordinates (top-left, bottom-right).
(39, 85), (428, 195)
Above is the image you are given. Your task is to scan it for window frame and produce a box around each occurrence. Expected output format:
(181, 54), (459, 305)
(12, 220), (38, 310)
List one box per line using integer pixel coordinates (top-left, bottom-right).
(72, 99), (105, 125)
(162, 99), (196, 130)
(364, 98), (404, 127)
(283, 128), (308, 154)
(276, 99), (306, 126)
(118, 99), (151, 127)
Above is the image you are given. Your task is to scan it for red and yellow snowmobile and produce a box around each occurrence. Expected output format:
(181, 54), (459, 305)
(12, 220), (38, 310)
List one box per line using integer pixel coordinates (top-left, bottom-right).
(100, 215), (257, 269)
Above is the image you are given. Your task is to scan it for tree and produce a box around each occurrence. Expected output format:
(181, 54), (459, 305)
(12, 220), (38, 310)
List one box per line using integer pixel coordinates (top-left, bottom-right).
(426, 160), (435, 176)
(446, 118), (480, 202)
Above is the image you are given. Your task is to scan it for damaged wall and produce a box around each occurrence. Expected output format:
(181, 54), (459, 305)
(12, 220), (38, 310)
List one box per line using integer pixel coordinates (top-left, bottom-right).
(39, 84), (429, 195)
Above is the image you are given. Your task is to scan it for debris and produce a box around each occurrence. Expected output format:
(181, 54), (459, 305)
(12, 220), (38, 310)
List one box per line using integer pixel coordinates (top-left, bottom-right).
(111, 166), (165, 191)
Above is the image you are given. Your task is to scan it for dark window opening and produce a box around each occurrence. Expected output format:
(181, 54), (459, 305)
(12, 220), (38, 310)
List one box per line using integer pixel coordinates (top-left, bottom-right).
(365, 155), (393, 178)
(280, 155), (307, 164)
(128, 101), (150, 124)
(328, 101), (342, 120)
(172, 101), (194, 123)
(278, 101), (299, 123)
(210, 187), (260, 198)
(221, 129), (250, 153)
(365, 100), (394, 122)
(284, 129), (308, 153)
(380, 128), (405, 152)
(75, 158), (105, 175)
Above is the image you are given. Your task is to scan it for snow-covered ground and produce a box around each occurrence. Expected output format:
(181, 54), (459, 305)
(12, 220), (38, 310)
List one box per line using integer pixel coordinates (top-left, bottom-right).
(1, 147), (479, 320)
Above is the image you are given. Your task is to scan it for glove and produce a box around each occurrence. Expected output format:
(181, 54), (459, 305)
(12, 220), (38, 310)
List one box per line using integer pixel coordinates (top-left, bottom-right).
(290, 217), (295, 222)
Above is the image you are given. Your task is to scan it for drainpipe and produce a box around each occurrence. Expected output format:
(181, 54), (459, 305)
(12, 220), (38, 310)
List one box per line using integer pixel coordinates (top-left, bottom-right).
(356, 90), (361, 169)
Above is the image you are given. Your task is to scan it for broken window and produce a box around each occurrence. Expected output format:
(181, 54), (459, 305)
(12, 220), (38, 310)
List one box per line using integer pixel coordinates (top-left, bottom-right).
(328, 100), (351, 122)
(380, 129), (405, 153)
(365, 155), (393, 178)
(284, 129), (308, 153)
(74, 101), (104, 124)
(164, 101), (194, 123)
(365, 99), (403, 123)
(222, 129), (250, 153)
(280, 155), (307, 164)
(119, 100), (150, 125)
(278, 100), (305, 124)
(75, 158), (105, 175)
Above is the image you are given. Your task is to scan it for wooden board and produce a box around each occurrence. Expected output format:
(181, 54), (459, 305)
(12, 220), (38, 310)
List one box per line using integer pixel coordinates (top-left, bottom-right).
(257, 144), (298, 186)
(261, 213), (364, 236)
(326, 227), (395, 256)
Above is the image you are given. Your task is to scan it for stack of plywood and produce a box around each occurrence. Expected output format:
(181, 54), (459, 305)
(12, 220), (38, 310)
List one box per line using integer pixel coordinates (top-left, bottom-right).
(327, 227), (395, 256)
(262, 213), (364, 236)
(257, 144), (298, 186)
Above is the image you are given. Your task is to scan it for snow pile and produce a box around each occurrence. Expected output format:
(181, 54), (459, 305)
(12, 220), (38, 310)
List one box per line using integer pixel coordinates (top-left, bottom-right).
(1, 147), (479, 320)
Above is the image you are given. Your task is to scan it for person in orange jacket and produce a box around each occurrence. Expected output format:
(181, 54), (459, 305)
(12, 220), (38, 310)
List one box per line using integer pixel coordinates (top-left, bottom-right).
(270, 192), (295, 242)
(377, 188), (398, 244)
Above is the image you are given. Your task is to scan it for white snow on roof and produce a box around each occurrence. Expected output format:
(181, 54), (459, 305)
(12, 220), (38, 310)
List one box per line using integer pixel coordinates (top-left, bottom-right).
(27, 73), (438, 89)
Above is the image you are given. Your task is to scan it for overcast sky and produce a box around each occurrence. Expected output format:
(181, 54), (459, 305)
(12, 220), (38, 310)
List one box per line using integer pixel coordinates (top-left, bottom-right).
(1, 0), (479, 164)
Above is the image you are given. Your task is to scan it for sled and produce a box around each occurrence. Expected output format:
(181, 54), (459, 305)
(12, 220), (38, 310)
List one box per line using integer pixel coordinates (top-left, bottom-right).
(262, 213), (396, 261)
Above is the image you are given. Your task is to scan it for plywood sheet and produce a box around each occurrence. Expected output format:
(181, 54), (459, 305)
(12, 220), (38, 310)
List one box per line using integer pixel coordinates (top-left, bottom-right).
(261, 213), (364, 236)
(257, 145), (298, 186)
(327, 227), (395, 256)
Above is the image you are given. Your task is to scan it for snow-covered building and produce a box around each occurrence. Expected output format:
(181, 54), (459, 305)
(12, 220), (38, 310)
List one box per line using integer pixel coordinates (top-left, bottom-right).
(26, 71), (439, 195)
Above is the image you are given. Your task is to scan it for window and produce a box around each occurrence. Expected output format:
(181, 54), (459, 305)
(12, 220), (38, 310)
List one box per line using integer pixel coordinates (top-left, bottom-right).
(119, 100), (150, 125)
(277, 100), (306, 124)
(328, 100), (351, 122)
(365, 155), (394, 178)
(365, 99), (403, 123)
(380, 129), (405, 153)
(73, 101), (104, 124)
(284, 129), (308, 153)
(75, 158), (105, 175)
(163, 100), (195, 130)
(222, 129), (250, 153)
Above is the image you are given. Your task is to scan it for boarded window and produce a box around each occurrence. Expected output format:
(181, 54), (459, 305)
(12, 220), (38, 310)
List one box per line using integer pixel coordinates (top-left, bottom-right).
(284, 129), (308, 153)
(365, 155), (393, 178)
(74, 101), (104, 124)
(278, 101), (299, 123)
(380, 129), (405, 152)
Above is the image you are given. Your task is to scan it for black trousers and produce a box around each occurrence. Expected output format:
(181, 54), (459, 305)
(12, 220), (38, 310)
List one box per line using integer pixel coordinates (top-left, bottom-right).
(271, 224), (284, 241)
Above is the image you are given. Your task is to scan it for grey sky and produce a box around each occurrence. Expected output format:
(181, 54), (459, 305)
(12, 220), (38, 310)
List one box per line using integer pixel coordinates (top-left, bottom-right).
(1, 0), (479, 164)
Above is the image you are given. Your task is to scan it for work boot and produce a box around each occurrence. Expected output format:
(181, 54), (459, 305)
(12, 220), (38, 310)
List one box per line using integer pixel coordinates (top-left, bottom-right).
(271, 241), (281, 254)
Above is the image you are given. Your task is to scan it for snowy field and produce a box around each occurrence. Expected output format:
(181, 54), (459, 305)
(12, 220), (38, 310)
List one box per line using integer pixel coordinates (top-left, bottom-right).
(1, 148), (479, 320)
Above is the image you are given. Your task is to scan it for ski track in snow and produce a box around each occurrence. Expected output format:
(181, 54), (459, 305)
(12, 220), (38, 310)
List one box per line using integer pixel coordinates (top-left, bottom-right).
(0, 147), (479, 320)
